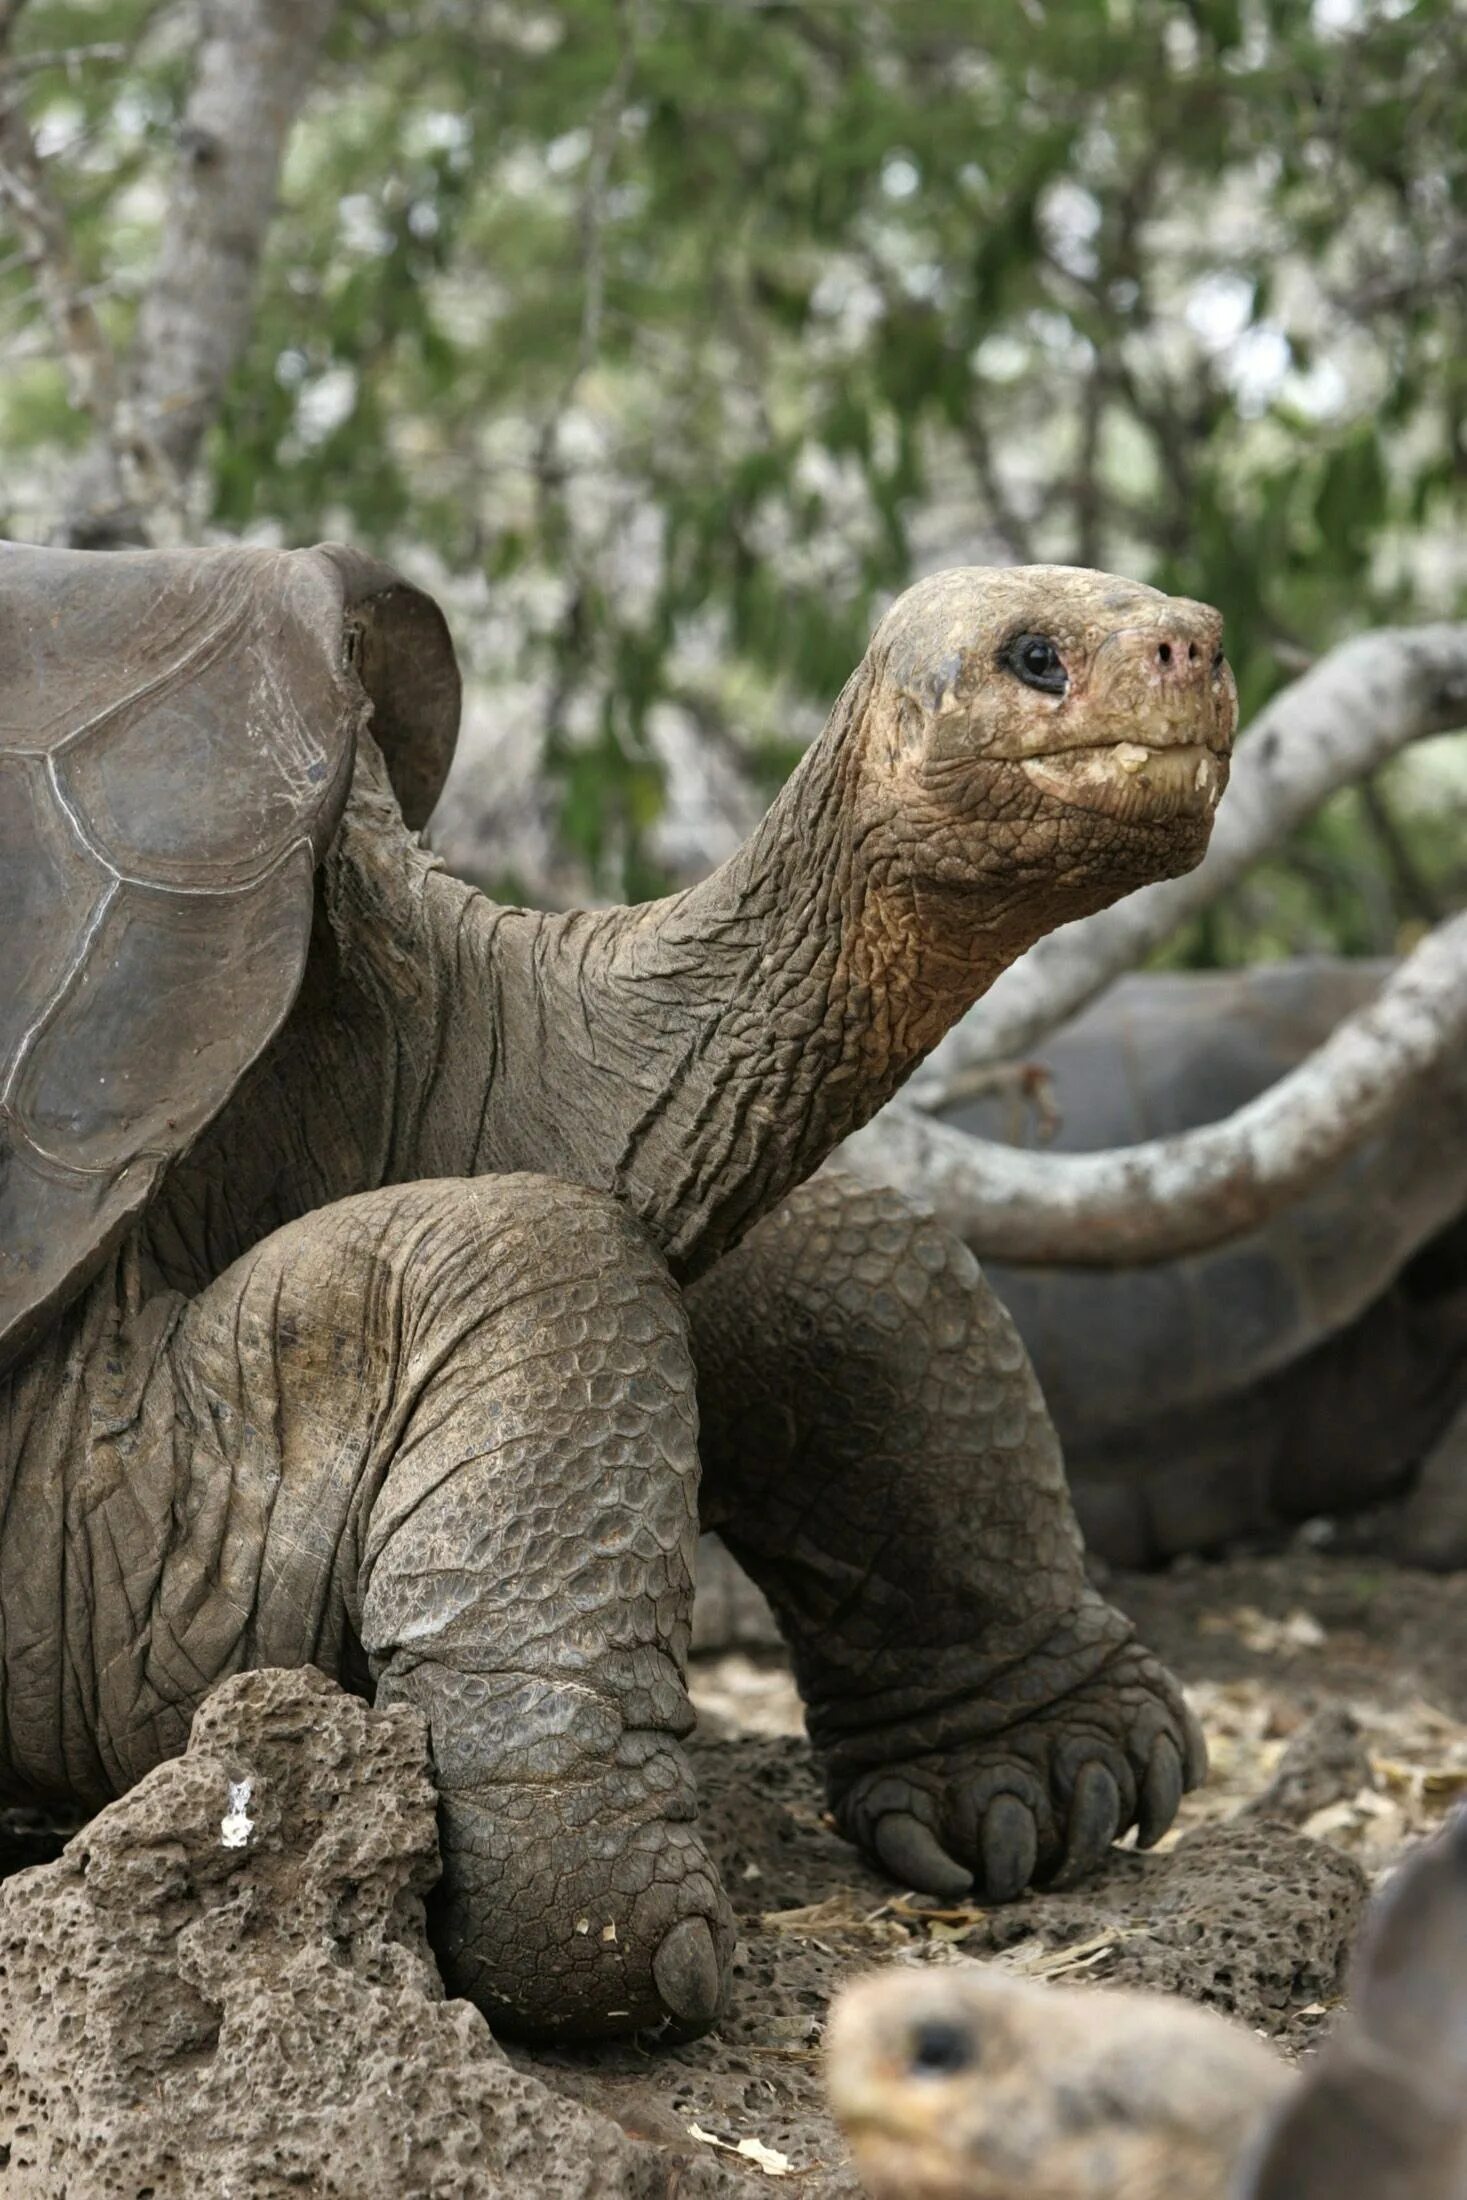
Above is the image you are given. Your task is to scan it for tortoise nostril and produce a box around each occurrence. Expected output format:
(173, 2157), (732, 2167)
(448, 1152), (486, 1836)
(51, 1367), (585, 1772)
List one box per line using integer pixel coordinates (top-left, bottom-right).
(1188, 642), (1199, 662)
(1157, 642), (1172, 666)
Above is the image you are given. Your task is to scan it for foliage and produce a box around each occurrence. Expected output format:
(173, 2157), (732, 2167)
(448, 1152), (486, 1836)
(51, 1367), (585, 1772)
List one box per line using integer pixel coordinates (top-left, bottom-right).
(1, 0), (1464, 932)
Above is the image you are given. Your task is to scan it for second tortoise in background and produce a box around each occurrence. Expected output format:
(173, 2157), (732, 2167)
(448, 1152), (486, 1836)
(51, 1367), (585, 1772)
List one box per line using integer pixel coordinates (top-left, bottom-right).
(947, 958), (1467, 1567)
(827, 1808), (1467, 2200)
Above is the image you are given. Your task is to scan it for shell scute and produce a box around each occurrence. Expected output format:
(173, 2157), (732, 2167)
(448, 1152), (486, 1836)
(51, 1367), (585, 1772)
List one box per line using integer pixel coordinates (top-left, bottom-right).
(0, 750), (110, 1072)
(14, 850), (317, 1174)
(57, 628), (345, 889)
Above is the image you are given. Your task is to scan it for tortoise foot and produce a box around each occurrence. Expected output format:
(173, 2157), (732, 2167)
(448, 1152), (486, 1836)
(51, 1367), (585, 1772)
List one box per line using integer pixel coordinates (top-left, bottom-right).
(827, 1635), (1208, 1903)
(411, 1669), (736, 2042)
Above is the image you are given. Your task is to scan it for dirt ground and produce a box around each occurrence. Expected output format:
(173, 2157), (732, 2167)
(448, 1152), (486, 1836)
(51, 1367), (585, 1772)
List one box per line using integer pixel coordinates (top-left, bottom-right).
(515, 1541), (1467, 2191)
(4, 1538), (1465, 2193)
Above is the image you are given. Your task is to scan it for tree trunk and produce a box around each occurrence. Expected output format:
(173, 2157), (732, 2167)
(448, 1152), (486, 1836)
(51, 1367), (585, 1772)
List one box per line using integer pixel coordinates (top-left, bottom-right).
(61, 0), (340, 545)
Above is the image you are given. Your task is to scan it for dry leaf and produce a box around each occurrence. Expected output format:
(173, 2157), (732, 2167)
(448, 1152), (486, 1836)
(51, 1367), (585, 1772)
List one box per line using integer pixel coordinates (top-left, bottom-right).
(1200, 1606), (1327, 1655)
(688, 2123), (793, 2176)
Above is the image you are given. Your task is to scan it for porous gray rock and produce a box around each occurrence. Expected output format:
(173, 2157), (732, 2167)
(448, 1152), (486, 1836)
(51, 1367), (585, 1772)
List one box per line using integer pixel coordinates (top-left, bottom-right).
(958, 1811), (1368, 2034)
(0, 1666), (736, 2199)
(1102, 1818), (1369, 2021)
(693, 1735), (1368, 2037)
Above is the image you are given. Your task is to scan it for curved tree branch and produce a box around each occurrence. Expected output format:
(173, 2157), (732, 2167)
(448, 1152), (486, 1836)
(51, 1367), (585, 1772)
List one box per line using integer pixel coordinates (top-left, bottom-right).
(62, 0), (340, 545)
(916, 623), (1467, 1083)
(841, 909), (1467, 1265)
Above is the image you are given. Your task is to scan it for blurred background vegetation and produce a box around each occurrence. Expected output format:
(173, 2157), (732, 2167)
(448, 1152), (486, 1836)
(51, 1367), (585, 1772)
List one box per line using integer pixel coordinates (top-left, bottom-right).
(2, 0), (1464, 952)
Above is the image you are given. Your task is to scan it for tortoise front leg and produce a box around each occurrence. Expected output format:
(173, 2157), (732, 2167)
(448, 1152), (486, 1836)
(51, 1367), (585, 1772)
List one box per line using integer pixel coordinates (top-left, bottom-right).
(353, 1177), (733, 2039)
(1, 1175), (732, 2042)
(689, 1173), (1206, 1901)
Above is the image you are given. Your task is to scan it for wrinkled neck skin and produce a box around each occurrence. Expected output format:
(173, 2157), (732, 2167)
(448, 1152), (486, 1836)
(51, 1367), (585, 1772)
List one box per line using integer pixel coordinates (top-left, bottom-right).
(447, 670), (1080, 1278)
(459, 668), (1099, 1284)
(143, 691), (1106, 1297)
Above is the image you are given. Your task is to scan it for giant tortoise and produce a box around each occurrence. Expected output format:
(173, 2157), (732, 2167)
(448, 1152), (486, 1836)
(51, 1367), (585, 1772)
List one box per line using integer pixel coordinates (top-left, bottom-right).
(947, 962), (1467, 1566)
(0, 542), (1234, 2043)
(827, 1807), (1467, 2200)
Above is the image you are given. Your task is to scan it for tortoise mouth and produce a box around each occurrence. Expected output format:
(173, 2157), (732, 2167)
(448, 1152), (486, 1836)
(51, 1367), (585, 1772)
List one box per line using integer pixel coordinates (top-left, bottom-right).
(1031, 723), (1232, 758)
(827, 2091), (936, 2151)
(831, 2102), (961, 2196)
(1020, 740), (1226, 820)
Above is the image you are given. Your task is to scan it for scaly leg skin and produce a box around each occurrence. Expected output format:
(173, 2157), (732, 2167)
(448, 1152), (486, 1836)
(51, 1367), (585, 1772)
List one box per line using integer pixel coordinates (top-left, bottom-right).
(689, 1172), (1207, 1902)
(0, 1176), (732, 2042)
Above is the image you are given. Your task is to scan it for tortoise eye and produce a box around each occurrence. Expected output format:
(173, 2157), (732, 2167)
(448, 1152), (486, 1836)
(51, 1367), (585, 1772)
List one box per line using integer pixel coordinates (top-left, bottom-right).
(908, 2017), (977, 2078)
(1003, 633), (1067, 696)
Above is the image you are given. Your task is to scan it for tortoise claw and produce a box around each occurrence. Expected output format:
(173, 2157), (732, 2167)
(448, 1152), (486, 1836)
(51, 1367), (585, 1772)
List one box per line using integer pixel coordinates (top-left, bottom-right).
(874, 1811), (975, 1900)
(831, 1637), (1203, 1905)
(981, 1794), (1039, 1903)
(1052, 1761), (1122, 1887)
(652, 1916), (726, 2034)
(1137, 1733), (1184, 1850)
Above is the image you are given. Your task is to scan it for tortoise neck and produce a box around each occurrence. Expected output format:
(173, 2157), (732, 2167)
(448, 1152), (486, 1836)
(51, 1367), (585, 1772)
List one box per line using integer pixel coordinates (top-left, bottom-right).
(466, 667), (1017, 1276)
(134, 716), (1037, 1297)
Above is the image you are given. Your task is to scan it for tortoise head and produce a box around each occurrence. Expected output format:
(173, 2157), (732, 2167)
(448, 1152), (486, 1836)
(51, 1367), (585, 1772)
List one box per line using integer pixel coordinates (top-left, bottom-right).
(825, 1962), (1287, 2200)
(849, 565), (1235, 935)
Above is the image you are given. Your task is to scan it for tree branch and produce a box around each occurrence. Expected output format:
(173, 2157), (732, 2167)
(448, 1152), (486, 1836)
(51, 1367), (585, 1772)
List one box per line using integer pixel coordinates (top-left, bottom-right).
(841, 911), (1467, 1265)
(1359, 774), (1447, 927)
(62, 0), (340, 544)
(963, 405), (1039, 564)
(0, 23), (118, 432)
(5, 45), (128, 82)
(918, 622), (1467, 1080)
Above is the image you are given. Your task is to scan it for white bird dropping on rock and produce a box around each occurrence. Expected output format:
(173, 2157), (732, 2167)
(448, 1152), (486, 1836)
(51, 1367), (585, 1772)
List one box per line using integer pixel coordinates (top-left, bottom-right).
(220, 1778), (254, 1848)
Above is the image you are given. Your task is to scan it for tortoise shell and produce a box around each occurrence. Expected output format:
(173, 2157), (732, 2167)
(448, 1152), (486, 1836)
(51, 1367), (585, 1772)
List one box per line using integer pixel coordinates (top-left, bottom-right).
(0, 538), (460, 1372)
(951, 959), (1467, 1430)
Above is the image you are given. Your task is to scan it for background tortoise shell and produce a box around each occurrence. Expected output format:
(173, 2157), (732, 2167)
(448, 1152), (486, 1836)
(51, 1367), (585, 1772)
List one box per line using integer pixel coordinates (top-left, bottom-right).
(951, 959), (1467, 1431)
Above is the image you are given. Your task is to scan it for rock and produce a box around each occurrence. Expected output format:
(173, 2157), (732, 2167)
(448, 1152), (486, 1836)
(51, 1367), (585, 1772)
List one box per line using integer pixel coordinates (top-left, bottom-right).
(0, 1667), (737, 2199)
(1104, 1819), (1369, 2023)
(1244, 1704), (1374, 1827)
(959, 1816), (1368, 2037)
